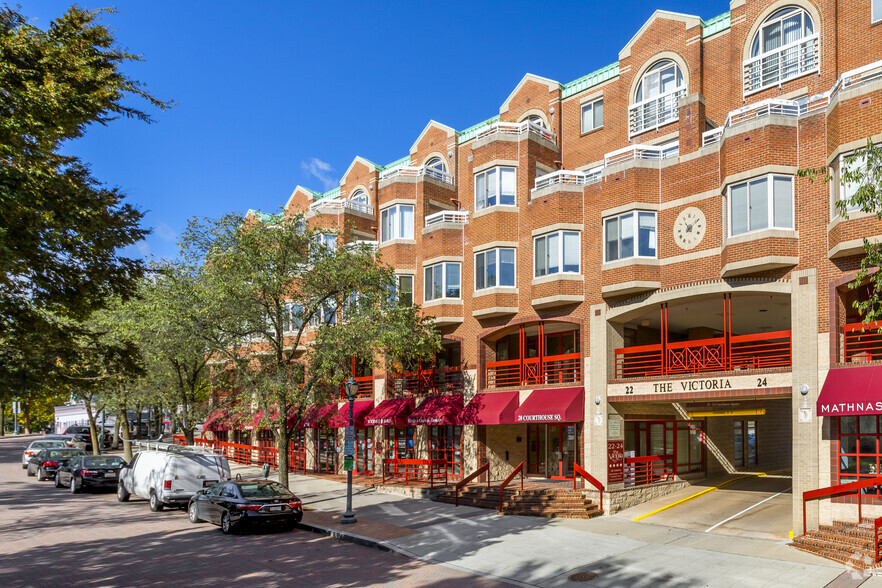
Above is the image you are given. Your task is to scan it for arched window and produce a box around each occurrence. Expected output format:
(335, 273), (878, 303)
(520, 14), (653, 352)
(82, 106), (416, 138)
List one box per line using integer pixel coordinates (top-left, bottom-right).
(349, 189), (367, 204)
(745, 6), (817, 94)
(425, 157), (447, 174)
(630, 60), (685, 136)
(346, 189), (371, 213)
(526, 114), (546, 129)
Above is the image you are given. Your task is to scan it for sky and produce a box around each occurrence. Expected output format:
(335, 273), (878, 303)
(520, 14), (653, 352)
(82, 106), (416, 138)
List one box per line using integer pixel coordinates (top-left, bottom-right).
(16, 0), (730, 260)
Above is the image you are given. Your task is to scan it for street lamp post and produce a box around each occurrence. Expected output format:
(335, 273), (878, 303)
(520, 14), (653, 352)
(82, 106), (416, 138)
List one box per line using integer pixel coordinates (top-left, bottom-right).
(340, 377), (358, 525)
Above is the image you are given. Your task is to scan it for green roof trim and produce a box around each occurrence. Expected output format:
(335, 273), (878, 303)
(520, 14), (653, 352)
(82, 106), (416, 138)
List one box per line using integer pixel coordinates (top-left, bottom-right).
(379, 154), (411, 171)
(247, 210), (284, 223)
(457, 115), (500, 144)
(298, 186), (322, 198)
(561, 62), (620, 99)
(701, 11), (730, 38)
(319, 187), (340, 200)
(359, 157), (382, 170)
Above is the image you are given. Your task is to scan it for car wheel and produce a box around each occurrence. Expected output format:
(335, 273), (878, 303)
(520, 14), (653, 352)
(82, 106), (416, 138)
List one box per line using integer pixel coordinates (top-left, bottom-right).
(149, 491), (164, 512)
(36, 468), (46, 481)
(21, 464), (27, 470)
(221, 511), (234, 535)
(188, 502), (203, 524)
(117, 483), (130, 502)
(54, 474), (63, 488)
(70, 476), (80, 494)
(26, 465), (35, 477)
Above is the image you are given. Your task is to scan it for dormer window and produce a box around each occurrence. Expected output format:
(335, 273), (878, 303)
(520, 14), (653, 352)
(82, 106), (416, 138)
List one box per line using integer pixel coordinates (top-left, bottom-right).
(526, 114), (546, 129)
(630, 60), (685, 136)
(425, 157), (447, 174)
(744, 6), (817, 95)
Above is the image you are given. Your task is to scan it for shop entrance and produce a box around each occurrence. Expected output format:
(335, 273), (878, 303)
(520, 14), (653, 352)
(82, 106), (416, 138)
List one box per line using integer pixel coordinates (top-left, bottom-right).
(624, 420), (705, 477)
(526, 423), (580, 479)
(355, 427), (373, 476)
(315, 429), (337, 474)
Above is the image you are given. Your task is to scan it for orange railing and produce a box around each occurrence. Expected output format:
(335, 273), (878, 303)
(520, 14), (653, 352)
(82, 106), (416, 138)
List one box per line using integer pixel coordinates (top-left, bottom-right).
(390, 366), (463, 396)
(844, 321), (882, 363)
(615, 330), (791, 379)
(382, 458), (448, 487)
(486, 354), (581, 389)
(802, 475), (882, 535)
(498, 462), (524, 512)
(624, 456), (674, 486)
(454, 462), (490, 507)
(574, 463), (604, 512)
(173, 435), (306, 474)
(333, 375), (373, 401)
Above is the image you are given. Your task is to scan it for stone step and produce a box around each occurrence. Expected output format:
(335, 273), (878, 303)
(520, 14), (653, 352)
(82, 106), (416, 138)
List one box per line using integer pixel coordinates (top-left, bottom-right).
(792, 542), (877, 570)
(792, 533), (874, 553)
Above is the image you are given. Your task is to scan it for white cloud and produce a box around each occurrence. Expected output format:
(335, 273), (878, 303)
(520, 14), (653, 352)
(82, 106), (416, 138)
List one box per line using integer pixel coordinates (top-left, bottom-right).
(155, 221), (176, 242)
(300, 157), (338, 191)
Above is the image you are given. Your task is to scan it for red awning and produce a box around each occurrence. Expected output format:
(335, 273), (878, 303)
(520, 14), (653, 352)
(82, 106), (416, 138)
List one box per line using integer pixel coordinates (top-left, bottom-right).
(299, 404), (339, 429)
(329, 400), (375, 428)
(203, 409), (230, 432)
(408, 394), (464, 425)
(514, 386), (584, 423)
(458, 391), (520, 425)
(818, 366), (882, 416)
(364, 398), (415, 427)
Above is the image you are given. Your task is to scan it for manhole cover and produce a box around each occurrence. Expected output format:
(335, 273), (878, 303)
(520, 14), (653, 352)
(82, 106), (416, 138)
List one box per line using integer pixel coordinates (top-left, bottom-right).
(568, 571), (598, 582)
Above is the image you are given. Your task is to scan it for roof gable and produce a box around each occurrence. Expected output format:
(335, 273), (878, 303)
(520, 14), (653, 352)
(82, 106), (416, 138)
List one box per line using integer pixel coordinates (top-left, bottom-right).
(619, 10), (702, 60)
(340, 156), (379, 184)
(499, 73), (560, 115)
(410, 120), (456, 155)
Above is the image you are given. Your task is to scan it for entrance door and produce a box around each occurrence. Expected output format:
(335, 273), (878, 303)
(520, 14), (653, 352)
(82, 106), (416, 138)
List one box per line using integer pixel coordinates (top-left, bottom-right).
(356, 428), (373, 475)
(527, 424), (546, 475)
(315, 429), (337, 474)
(527, 423), (579, 479)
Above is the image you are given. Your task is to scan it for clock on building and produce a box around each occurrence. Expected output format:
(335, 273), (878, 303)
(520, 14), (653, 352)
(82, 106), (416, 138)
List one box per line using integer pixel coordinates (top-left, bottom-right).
(673, 206), (706, 250)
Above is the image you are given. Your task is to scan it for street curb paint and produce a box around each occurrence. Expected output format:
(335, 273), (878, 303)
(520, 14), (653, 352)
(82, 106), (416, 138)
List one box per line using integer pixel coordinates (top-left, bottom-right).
(632, 473), (766, 521)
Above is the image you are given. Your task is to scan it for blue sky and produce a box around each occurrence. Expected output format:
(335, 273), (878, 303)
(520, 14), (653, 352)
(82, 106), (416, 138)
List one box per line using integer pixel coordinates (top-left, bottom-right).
(17, 0), (728, 260)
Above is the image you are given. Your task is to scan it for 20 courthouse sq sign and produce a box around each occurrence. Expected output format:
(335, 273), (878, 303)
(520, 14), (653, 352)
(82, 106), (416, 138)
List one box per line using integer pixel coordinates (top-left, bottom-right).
(607, 372), (792, 399)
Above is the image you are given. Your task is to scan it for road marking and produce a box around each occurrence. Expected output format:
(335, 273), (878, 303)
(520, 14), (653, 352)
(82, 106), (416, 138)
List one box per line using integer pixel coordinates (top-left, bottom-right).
(704, 488), (790, 532)
(631, 473), (766, 522)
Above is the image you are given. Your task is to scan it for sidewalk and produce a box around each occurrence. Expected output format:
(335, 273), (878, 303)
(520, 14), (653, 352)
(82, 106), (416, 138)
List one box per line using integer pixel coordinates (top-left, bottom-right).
(229, 463), (878, 587)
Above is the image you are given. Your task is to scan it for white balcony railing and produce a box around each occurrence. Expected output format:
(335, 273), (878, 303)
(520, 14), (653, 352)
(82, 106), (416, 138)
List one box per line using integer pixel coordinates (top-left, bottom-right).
(424, 210), (469, 227)
(743, 34), (819, 96)
(532, 169), (602, 193)
(702, 98), (800, 146)
(474, 120), (557, 145)
(628, 87), (686, 137)
(379, 165), (454, 185)
(604, 143), (680, 167)
(308, 198), (374, 215)
(344, 240), (378, 252)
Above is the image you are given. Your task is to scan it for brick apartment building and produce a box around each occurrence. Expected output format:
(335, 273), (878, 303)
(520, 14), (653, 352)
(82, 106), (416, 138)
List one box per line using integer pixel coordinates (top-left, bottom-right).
(205, 1), (882, 533)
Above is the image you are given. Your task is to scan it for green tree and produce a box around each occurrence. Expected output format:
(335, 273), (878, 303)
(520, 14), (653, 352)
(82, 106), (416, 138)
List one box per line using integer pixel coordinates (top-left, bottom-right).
(184, 211), (441, 484)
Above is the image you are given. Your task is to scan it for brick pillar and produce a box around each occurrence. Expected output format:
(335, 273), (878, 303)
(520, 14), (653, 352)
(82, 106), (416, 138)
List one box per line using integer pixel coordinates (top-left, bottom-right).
(677, 93), (706, 157)
(587, 303), (610, 488)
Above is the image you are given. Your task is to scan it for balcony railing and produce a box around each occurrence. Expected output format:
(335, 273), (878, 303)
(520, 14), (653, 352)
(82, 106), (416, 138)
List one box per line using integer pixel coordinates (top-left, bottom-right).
(532, 168), (602, 195)
(475, 120), (557, 145)
(614, 330), (792, 379)
(390, 366), (463, 396)
(309, 198), (374, 215)
(702, 98), (801, 146)
(344, 240), (379, 252)
(604, 143), (680, 167)
(333, 375), (374, 401)
(486, 353), (581, 389)
(379, 165), (454, 185)
(743, 34), (819, 96)
(424, 210), (469, 227)
(628, 87), (686, 137)
(844, 321), (882, 363)
(625, 456), (674, 487)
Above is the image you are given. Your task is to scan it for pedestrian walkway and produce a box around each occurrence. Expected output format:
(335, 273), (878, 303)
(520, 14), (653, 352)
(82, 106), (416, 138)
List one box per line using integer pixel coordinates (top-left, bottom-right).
(228, 463), (882, 587)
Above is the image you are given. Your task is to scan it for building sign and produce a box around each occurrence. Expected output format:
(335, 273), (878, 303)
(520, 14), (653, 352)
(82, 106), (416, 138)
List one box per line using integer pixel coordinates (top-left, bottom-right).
(608, 417), (622, 438)
(685, 401), (766, 417)
(608, 372), (792, 399)
(517, 413), (562, 423)
(607, 440), (625, 484)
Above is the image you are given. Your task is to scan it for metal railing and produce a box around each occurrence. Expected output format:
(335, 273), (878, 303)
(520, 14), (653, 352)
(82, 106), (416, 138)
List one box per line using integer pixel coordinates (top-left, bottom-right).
(382, 458), (448, 487)
(629, 87), (686, 136)
(454, 462), (490, 506)
(801, 475), (882, 535)
(308, 198), (374, 215)
(744, 34), (819, 96)
(390, 366), (463, 396)
(702, 98), (801, 146)
(574, 463), (604, 512)
(532, 168), (602, 194)
(486, 352), (581, 389)
(604, 142), (680, 167)
(424, 210), (469, 227)
(332, 375), (373, 401)
(498, 461), (524, 512)
(624, 455), (674, 487)
(379, 165), (455, 185)
(172, 435), (306, 473)
(474, 120), (557, 145)
(844, 321), (882, 363)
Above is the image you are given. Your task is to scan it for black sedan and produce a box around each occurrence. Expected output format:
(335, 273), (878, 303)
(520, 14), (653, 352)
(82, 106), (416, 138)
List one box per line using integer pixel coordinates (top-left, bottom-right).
(26, 448), (87, 481)
(55, 455), (126, 493)
(188, 480), (303, 534)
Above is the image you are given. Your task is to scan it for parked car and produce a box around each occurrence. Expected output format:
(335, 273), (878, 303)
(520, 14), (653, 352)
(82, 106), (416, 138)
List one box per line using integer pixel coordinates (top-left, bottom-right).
(63, 425), (111, 451)
(26, 448), (87, 480)
(43, 434), (81, 448)
(117, 443), (230, 512)
(188, 479), (303, 534)
(22, 440), (68, 469)
(55, 455), (127, 493)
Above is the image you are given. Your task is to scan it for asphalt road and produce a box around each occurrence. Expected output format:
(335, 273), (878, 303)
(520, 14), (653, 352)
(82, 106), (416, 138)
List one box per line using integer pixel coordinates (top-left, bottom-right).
(0, 434), (505, 587)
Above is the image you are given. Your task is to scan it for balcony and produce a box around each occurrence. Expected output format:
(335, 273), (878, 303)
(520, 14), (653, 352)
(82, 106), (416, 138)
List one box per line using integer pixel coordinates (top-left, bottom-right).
(604, 143), (679, 167)
(475, 120), (557, 145)
(424, 210), (469, 228)
(743, 34), (819, 96)
(614, 330), (792, 379)
(332, 375), (374, 401)
(844, 321), (882, 363)
(531, 169), (601, 197)
(379, 165), (455, 185)
(389, 366), (463, 396)
(486, 353), (581, 389)
(309, 198), (374, 216)
(702, 98), (801, 147)
(628, 87), (686, 137)
(344, 240), (378, 253)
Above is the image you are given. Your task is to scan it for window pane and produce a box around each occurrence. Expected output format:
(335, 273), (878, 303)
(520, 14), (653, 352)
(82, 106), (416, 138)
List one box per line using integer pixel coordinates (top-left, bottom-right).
(772, 177), (793, 228)
(424, 267), (433, 301)
(381, 209), (390, 242)
(487, 169), (497, 207)
(485, 249), (497, 288)
(638, 212), (656, 257)
(581, 103), (592, 132)
(749, 178), (769, 231)
(535, 237), (546, 276)
(620, 213), (634, 259)
(475, 252), (485, 290)
(446, 264), (460, 298)
(841, 416), (857, 434)
(875, 0), (882, 22)
(400, 205), (414, 239)
(563, 232), (579, 272)
(605, 218), (618, 262)
(433, 265), (443, 300)
(861, 415), (878, 434)
(842, 152), (867, 212)
(500, 249), (515, 286)
(594, 99), (603, 128)
(500, 168), (516, 206)
(399, 276), (413, 306)
(476, 172), (486, 210)
(547, 233), (560, 274)
(731, 184), (749, 235)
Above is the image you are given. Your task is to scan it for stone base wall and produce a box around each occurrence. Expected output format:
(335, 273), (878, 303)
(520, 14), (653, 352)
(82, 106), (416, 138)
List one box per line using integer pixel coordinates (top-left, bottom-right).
(595, 480), (692, 514)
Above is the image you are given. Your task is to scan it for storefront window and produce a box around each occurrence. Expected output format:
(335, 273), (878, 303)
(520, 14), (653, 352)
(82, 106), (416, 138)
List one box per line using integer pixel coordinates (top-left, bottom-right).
(385, 426), (414, 460)
(430, 425), (462, 478)
(625, 420), (704, 476)
(316, 429), (337, 474)
(838, 416), (882, 493)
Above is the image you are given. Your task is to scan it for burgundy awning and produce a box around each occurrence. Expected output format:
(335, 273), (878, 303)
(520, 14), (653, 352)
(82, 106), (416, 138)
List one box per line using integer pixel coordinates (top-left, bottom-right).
(364, 398), (415, 427)
(458, 391), (519, 425)
(203, 409), (230, 432)
(329, 400), (375, 428)
(514, 386), (584, 423)
(299, 404), (339, 429)
(407, 394), (464, 425)
(818, 366), (882, 416)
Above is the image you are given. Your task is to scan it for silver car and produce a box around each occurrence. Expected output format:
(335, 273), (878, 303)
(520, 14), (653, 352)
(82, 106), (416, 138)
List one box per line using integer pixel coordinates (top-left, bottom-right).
(22, 439), (69, 469)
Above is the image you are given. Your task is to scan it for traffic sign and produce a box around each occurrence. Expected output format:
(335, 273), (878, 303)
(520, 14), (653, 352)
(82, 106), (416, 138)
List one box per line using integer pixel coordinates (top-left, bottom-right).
(343, 458), (354, 471)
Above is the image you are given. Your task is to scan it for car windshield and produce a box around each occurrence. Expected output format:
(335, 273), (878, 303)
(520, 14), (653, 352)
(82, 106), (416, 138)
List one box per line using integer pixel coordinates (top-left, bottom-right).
(47, 449), (85, 459)
(238, 482), (293, 499)
(30, 441), (65, 449)
(83, 456), (124, 467)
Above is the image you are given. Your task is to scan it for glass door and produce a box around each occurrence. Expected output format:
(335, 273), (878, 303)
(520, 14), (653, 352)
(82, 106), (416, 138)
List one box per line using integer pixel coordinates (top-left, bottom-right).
(316, 429), (337, 474)
(527, 424), (546, 475)
(356, 427), (373, 475)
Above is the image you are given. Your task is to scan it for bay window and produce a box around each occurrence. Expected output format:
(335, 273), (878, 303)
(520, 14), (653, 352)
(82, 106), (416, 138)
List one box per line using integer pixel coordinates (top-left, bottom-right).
(424, 262), (461, 301)
(380, 204), (414, 242)
(604, 211), (657, 262)
(534, 231), (580, 277)
(834, 151), (870, 217)
(729, 175), (794, 237)
(475, 248), (515, 291)
(475, 167), (516, 210)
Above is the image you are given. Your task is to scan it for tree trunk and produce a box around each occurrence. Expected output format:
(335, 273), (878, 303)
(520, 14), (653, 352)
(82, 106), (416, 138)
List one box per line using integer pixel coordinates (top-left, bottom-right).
(22, 400), (31, 434)
(84, 398), (101, 455)
(112, 418), (120, 450)
(119, 409), (133, 462)
(135, 406), (142, 440)
(277, 427), (291, 487)
(0, 401), (5, 436)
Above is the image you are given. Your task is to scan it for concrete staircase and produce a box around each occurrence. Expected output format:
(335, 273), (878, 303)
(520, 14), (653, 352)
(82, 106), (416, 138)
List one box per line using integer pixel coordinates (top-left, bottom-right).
(434, 485), (603, 519)
(791, 519), (881, 570)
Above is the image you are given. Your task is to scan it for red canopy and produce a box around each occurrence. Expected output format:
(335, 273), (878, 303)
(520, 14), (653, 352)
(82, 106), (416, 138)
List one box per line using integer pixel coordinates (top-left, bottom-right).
(299, 404), (339, 429)
(364, 398), (415, 427)
(515, 387), (584, 423)
(818, 366), (882, 416)
(329, 400), (375, 428)
(407, 394), (464, 425)
(458, 391), (519, 425)
(203, 409), (230, 432)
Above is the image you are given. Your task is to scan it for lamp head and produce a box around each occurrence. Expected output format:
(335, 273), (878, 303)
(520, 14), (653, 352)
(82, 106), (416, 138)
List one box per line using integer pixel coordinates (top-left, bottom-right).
(800, 384), (810, 397)
(345, 377), (358, 400)
(594, 395), (601, 406)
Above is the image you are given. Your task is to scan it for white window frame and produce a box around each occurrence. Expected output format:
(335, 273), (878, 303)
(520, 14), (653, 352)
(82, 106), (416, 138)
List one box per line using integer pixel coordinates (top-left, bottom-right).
(312, 233), (336, 255)
(394, 274), (413, 306)
(745, 6), (817, 95)
(380, 204), (415, 242)
(603, 211), (657, 263)
(283, 302), (304, 333)
(424, 262), (461, 302)
(727, 174), (795, 237)
(474, 167), (516, 211)
(630, 60), (686, 136)
(425, 157), (447, 174)
(474, 248), (516, 291)
(308, 301), (337, 328)
(349, 189), (368, 205)
(875, 0), (882, 24)
(832, 150), (871, 218)
(534, 231), (581, 278)
(581, 98), (604, 133)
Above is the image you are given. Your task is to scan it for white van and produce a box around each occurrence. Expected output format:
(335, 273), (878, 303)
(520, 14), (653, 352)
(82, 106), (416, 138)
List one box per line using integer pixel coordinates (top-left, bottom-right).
(118, 442), (231, 511)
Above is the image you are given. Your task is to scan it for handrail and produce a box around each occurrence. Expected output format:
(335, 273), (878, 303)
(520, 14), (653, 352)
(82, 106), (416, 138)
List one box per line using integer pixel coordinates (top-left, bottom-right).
(455, 462), (490, 507)
(383, 458), (448, 487)
(573, 463), (604, 513)
(498, 461), (524, 512)
(802, 475), (882, 533)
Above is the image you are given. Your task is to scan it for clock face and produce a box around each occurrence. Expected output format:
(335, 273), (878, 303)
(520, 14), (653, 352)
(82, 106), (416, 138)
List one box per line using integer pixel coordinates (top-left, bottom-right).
(674, 207), (706, 251)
